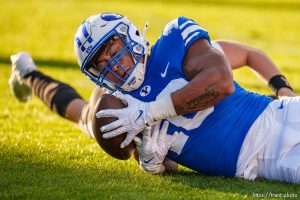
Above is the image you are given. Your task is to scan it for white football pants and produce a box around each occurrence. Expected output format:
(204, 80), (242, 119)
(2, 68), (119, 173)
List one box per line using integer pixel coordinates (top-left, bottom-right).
(236, 97), (300, 184)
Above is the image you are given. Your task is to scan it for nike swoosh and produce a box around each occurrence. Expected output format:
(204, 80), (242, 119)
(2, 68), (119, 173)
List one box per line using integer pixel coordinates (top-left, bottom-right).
(160, 62), (170, 78)
(278, 101), (284, 109)
(135, 110), (144, 121)
(143, 157), (154, 164)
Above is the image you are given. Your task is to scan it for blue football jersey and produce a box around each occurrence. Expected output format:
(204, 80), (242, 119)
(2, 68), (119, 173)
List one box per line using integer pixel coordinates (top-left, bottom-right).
(126, 16), (273, 176)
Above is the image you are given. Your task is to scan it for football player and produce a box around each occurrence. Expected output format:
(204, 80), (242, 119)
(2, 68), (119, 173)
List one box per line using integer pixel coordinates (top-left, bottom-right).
(10, 13), (299, 184)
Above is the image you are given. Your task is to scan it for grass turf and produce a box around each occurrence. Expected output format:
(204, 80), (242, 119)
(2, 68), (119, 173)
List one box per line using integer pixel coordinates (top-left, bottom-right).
(1, 0), (300, 199)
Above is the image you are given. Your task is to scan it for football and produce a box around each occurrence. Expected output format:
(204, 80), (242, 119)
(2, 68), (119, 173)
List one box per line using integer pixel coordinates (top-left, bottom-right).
(92, 94), (136, 160)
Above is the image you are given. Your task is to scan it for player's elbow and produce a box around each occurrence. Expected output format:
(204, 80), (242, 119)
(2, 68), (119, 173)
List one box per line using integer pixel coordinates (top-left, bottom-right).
(216, 77), (234, 99)
(219, 78), (235, 97)
(219, 68), (234, 96)
(215, 55), (235, 97)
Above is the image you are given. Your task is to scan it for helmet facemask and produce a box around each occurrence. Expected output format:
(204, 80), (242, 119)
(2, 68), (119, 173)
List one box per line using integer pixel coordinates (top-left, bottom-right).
(75, 13), (149, 92)
(83, 29), (146, 92)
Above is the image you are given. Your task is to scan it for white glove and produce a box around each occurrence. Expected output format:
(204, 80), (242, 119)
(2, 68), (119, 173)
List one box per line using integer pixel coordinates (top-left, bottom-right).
(96, 93), (176, 148)
(134, 120), (179, 174)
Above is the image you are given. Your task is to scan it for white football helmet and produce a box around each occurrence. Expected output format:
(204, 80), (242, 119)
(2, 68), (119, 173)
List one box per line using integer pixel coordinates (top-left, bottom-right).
(74, 13), (149, 92)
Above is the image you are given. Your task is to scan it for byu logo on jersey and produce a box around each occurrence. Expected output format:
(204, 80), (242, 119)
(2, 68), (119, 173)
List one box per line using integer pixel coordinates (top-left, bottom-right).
(140, 85), (151, 97)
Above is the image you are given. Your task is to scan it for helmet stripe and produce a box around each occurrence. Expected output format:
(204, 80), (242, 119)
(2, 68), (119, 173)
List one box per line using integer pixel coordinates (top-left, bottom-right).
(87, 37), (93, 43)
(81, 45), (86, 52)
(82, 23), (90, 38)
(82, 23), (94, 43)
(75, 37), (82, 47)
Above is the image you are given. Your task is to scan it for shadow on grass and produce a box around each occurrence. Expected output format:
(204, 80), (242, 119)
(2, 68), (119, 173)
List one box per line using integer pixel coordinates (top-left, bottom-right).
(0, 56), (77, 69)
(130, 0), (300, 11)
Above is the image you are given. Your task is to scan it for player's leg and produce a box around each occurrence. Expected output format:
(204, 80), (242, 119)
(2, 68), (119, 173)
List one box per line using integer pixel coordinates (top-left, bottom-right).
(24, 70), (87, 122)
(10, 51), (106, 137)
(9, 51), (86, 123)
(256, 97), (300, 184)
(77, 86), (106, 138)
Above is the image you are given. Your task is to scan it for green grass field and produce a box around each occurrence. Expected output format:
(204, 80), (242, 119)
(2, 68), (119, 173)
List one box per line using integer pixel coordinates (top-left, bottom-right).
(1, 0), (300, 199)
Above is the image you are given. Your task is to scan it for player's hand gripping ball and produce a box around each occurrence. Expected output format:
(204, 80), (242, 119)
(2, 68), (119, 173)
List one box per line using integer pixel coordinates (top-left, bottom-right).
(92, 94), (136, 160)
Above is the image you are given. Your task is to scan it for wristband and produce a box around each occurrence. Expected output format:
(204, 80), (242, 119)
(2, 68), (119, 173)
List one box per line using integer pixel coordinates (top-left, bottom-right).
(268, 75), (293, 96)
(149, 93), (177, 122)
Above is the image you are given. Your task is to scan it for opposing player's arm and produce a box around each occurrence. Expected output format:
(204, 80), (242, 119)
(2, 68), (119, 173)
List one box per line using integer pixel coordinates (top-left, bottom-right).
(171, 38), (234, 115)
(216, 40), (296, 97)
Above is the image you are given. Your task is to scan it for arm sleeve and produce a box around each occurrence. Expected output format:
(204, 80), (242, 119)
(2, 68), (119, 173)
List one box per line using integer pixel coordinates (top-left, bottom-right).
(177, 16), (211, 54)
(157, 16), (211, 74)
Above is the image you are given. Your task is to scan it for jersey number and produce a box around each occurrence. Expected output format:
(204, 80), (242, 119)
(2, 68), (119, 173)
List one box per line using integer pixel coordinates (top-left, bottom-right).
(156, 78), (214, 154)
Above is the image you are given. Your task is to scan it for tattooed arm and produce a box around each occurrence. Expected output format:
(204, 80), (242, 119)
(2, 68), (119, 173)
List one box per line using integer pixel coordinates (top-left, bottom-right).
(171, 38), (234, 115)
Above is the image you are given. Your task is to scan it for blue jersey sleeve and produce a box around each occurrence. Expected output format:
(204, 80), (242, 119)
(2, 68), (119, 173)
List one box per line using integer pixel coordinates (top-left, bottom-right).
(177, 17), (211, 53)
(160, 17), (211, 58)
(150, 17), (211, 77)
